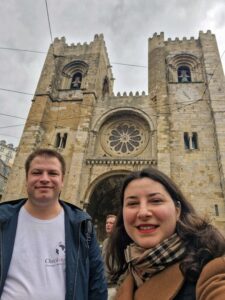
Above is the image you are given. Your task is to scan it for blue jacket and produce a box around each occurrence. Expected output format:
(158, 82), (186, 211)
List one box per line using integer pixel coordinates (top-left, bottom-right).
(0, 199), (107, 300)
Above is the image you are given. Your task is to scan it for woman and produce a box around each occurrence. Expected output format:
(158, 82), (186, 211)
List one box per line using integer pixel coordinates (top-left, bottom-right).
(106, 168), (225, 299)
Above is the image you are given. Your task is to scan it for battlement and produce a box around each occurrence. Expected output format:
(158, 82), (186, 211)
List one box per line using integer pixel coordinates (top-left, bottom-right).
(112, 91), (146, 97)
(52, 34), (110, 64)
(199, 29), (215, 37)
(167, 36), (195, 42)
(53, 33), (105, 48)
(50, 34), (112, 81)
(149, 30), (215, 49)
(149, 32), (164, 40)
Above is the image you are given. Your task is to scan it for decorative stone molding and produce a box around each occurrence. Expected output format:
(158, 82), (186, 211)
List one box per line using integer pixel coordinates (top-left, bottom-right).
(166, 53), (203, 83)
(86, 158), (157, 165)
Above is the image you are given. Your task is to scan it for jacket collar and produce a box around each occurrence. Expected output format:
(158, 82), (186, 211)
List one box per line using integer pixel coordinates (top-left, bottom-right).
(116, 263), (184, 300)
(135, 262), (184, 300)
(0, 199), (91, 225)
(0, 199), (26, 223)
(59, 200), (91, 224)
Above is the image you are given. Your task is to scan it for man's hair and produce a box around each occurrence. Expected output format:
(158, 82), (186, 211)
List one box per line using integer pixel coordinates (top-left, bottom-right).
(106, 214), (117, 221)
(25, 148), (66, 177)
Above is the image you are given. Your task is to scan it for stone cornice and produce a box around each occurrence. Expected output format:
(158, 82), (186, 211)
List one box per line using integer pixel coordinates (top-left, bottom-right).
(86, 158), (157, 165)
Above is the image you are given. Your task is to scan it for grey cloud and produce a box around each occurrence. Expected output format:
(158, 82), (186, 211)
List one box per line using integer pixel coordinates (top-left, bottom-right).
(0, 0), (225, 145)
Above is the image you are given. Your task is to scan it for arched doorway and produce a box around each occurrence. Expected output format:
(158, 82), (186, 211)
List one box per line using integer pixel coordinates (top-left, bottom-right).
(86, 174), (126, 243)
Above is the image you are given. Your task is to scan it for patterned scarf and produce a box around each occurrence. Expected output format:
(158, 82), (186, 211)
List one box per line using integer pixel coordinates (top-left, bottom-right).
(124, 233), (186, 287)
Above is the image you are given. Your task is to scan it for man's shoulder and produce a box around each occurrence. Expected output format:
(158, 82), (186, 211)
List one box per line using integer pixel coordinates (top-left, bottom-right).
(0, 198), (26, 210)
(0, 199), (26, 221)
(0, 198), (26, 206)
(60, 200), (91, 222)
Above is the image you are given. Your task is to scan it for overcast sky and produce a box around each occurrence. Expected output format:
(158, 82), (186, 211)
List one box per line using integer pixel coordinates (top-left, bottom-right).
(1, 0), (225, 147)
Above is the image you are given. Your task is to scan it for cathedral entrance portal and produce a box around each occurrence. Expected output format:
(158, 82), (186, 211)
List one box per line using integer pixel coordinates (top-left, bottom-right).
(86, 174), (126, 243)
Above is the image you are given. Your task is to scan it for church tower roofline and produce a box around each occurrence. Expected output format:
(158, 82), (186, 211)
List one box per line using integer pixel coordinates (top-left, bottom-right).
(52, 34), (110, 65)
(149, 30), (216, 50)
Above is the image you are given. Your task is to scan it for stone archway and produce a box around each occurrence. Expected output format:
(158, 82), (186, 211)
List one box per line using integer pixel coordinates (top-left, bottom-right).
(86, 174), (126, 242)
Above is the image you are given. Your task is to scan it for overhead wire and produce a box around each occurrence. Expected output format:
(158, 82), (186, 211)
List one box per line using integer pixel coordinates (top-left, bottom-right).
(0, 113), (26, 120)
(0, 46), (148, 68)
(0, 88), (33, 96)
(0, 47), (46, 54)
(0, 98), (213, 132)
(45, 0), (53, 43)
(1, 2), (225, 142)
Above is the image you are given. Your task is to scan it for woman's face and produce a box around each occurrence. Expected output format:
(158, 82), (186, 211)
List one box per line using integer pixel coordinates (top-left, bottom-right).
(123, 177), (181, 249)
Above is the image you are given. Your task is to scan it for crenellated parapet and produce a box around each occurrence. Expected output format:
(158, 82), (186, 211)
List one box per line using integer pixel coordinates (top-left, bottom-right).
(199, 29), (215, 38)
(149, 30), (215, 50)
(149, 32), (164, 41)
(165, 36), (198, 47)
(52, 34), (110, 66)
(112, 91), (146, 97)
(148, 32), (165, 49)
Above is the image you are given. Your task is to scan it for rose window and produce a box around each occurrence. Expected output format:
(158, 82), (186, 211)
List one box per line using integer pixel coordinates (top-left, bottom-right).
(101, 119), (149, 156)
(109, 124), (142, 153)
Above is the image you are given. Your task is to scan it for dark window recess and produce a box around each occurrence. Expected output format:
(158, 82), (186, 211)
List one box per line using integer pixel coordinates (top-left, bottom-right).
(55, 133), (61, 148)
(184, 132), (190, 149)
(178, 66), (191, 83)
(215, 204), (219, 216)
(191, 132), (198, 149)
(184, 132), (198, 150)
(70, 72), (82, 90)
(102, 77), (109, 96)
(55, 133), (67, 149)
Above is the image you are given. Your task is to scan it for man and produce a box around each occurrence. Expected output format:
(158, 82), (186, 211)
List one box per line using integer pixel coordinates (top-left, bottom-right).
(105, 214), (117, 237)
(101, 215), (117, 284)
(0, 149), (107, 300)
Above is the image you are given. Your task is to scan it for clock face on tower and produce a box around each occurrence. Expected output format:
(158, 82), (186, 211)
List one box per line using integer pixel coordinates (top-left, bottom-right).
(175, 85), (201, 105)
(100, 117), (149, 157)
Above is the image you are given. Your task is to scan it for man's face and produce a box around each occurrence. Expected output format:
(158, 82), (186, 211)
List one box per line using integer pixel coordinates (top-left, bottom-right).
(105, 217), (116, 235)
(26, 155), (64, 208)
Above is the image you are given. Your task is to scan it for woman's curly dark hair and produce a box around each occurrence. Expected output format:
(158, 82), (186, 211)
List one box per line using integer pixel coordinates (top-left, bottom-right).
(106, 167), (225, 282)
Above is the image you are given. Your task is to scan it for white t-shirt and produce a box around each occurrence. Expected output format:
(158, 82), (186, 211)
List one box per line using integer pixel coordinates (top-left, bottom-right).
(1, 206), (66, 300)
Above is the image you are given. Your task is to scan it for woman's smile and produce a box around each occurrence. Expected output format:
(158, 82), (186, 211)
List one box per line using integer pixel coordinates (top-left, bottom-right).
(123, 177), (180, 248)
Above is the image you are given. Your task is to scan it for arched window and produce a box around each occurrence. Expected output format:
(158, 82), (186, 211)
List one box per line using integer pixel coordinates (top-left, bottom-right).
(61, 60), (88, 90)
(178, 66), (191, 83)
(70, 72), (82, 90)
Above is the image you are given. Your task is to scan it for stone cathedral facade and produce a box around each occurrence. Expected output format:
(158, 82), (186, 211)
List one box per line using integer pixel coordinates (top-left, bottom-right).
(3, 30), (225, 236)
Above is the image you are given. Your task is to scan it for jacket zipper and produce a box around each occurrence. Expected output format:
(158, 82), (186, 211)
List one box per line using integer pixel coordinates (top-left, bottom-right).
(72, 222), (81, 300)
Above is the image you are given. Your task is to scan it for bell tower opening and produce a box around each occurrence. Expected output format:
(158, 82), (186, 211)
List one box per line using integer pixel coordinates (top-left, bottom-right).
(86, 174), (126, 242)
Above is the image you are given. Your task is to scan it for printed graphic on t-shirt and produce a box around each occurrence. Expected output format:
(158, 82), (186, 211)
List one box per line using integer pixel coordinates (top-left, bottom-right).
(45, 242), (66, 267)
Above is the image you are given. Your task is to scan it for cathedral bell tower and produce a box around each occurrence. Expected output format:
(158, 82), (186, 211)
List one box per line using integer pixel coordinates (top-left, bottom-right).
(3, 34), (113, 201)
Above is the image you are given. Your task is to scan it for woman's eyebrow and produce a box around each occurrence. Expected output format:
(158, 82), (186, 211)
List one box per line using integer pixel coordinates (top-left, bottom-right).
(125, 192), (162, 199)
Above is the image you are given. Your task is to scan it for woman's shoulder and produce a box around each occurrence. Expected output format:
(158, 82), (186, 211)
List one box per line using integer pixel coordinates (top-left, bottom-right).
(200, 257), (225, 278)
(196, 256), (225, 299)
